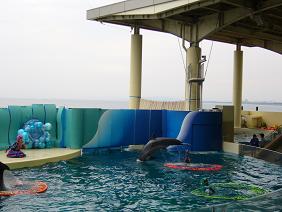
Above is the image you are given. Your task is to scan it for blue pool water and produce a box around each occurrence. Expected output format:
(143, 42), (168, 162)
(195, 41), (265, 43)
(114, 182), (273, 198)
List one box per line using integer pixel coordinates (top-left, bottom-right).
(1, 150), (282, 211)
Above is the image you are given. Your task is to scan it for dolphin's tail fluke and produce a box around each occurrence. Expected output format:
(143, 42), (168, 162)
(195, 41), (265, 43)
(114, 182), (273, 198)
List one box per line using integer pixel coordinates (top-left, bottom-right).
(0, 162), (10, 191)
(138, 138), (182, 161)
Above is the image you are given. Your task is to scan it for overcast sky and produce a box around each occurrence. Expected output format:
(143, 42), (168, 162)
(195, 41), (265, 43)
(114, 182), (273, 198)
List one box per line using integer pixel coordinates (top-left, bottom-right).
(0, 0), (281, 103)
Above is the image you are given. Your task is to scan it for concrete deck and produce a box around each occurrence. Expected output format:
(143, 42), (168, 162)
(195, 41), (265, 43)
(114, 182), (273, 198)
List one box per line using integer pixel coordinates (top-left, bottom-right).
(0, 148), (81, 169)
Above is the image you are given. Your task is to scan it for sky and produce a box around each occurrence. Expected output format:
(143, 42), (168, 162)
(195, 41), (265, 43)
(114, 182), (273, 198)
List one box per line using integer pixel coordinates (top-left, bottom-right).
(0, 0), (282, 103)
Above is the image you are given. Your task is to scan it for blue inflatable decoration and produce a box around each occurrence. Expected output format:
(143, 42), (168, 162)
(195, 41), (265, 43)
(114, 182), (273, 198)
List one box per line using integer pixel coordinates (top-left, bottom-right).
(22, 132), (29, 143)
(17, 129), (25, 135)
(17, 119), (52, 149)
(44, 123), (52, 131)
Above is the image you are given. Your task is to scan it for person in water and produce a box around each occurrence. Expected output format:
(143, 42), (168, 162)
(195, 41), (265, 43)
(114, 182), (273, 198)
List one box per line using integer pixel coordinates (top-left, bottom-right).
(184, 149), (191, 163)
(6, 135), (26, 158)
(202, 178), (215, 195)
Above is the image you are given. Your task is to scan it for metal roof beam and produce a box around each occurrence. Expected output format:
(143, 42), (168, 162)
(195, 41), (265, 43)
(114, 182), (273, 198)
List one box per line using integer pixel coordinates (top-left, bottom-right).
(222, 0), (282, 12)
(223, 25), (282, 43)
(132, 19), (187, 39)
(258, 0), (282, 12)
(262, 40), (282, 54)
(202, 6), (222, 13)
(87, 0), (282, 54)
(267, 13), (282, 21)
(237, 21), (282, 36)
(244, 39), (282, 54)
(195, 0), (282, 42)
(221, 0), (255, 8)
(195, 7), (251, 42)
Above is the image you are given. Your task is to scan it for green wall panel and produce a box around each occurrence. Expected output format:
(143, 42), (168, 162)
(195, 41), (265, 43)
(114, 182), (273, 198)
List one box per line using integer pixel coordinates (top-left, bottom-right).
(63, 108), (105, 149)
(56, 107), (65, 148)
(8, 106), (23, 144)
(0, 109), (10, 149)
(65, 109), (84, 149)
(21, 106), (33, 124)
(0, 105), (105, 150)
(32, 104), (45, 122)
(44, 104), (57, 142)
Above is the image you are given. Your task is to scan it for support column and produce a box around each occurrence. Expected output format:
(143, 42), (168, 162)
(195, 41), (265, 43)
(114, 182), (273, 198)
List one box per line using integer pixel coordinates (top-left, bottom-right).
(233, 45), (243, 128)
(185, 44), (203, 111)
(129, 27), (142, 109)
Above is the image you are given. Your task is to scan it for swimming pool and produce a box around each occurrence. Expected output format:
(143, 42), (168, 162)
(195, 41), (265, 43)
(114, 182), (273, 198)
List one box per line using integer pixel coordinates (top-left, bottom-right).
(1, 150), (282, 211)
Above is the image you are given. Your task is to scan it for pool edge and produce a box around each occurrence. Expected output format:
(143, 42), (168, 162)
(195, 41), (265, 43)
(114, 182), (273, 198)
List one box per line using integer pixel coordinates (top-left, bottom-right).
(1, 148), (81, 170)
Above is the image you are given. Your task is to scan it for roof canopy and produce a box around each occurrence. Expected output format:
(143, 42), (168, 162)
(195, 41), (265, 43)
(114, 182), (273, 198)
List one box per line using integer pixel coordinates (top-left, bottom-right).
(87, 0), (282, 54)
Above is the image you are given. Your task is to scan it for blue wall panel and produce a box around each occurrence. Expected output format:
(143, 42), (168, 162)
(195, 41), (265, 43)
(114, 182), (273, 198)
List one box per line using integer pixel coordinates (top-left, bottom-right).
(134, 110), (150, 145)
(110, 110), (135, 147)
(191, 125), (222, 151)
(148, 110), (162, 139)
(175, 111), (222, 151)
(83, 110), (164, 153)
(162, 110), (189, 138)
(83, 110), (136, 151)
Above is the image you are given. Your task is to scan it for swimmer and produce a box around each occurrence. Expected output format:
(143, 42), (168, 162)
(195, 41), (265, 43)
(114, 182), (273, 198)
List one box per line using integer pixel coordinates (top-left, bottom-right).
(184, 149), (191, 163)
(202, 178), (215, 195)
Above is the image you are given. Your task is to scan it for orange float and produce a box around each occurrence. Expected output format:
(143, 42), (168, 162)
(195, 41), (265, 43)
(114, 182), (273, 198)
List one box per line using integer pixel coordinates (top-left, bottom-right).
(0, 181), (48, 196)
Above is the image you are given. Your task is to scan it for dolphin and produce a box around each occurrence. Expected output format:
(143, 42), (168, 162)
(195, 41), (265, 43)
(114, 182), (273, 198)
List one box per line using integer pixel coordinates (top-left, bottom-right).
(0, 162), (10, 191)
(138, 137), (182, 161)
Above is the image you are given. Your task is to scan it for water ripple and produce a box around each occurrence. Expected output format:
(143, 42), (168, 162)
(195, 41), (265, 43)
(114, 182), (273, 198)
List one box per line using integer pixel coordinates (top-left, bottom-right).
(1, 151), (281, 211)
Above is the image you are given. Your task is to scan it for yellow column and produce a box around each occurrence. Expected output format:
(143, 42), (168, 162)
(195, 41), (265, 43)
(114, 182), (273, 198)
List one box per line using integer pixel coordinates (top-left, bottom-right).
(129, 28), (142, 109)
(233, 45), (243, 128)
(185, 45), (202, 111)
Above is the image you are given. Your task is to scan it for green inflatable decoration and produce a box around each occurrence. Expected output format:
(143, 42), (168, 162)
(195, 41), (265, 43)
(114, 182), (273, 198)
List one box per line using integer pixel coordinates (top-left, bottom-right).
(191, 182), (268, 200)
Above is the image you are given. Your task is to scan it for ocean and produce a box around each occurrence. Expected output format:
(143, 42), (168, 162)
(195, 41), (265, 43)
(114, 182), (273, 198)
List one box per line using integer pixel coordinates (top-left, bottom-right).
(0, 98), (282, 112)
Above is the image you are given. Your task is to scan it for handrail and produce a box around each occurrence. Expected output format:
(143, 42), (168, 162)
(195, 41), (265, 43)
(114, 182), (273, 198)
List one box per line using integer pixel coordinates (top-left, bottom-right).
(239, 144), (282, 165)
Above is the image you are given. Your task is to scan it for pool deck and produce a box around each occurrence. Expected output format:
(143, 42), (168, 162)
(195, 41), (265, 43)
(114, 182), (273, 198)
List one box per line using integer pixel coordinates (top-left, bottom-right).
(0, 148), (81, 169)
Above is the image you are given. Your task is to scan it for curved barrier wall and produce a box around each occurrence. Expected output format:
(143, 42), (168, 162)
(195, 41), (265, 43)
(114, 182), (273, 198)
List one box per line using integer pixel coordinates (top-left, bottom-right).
(83, 110), (222, 153)
(64, 108), (105, 149)
(56, 107), (66, 148)
(177, 111), (222, 151)
(83, 110), (164, 152)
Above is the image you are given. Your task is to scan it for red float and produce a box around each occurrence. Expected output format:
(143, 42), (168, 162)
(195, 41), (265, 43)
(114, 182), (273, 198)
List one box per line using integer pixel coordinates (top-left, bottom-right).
(164, 162), (223, 171)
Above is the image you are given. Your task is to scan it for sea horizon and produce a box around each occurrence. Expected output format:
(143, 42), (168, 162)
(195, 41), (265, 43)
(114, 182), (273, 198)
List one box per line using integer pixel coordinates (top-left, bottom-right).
(0, 97), (282, 112)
